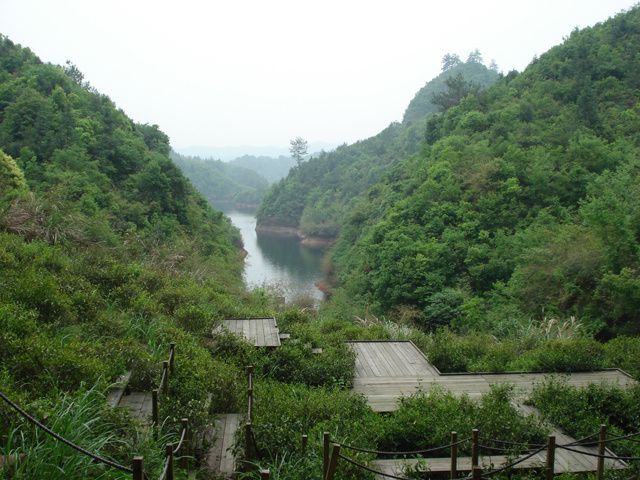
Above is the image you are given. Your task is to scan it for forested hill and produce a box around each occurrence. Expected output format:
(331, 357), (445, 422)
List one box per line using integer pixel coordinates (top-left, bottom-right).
(172, 151), (270, 208)
(256, 59), (499, 238)
(331, 6), (640, 337)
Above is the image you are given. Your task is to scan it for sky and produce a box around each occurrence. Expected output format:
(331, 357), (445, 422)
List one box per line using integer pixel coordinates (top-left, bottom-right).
(1, 0), (637, 154)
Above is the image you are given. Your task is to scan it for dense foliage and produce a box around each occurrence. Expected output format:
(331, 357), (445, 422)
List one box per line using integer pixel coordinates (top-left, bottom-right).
(257, 60), (499, 237)
(3, 8), (640, 479)
(172, 151), (270, 208)
(330, 7), (640, 337)
(229, 154), (296, 184)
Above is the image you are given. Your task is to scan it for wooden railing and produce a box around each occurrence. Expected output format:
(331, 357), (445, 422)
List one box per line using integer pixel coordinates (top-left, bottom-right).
(321, 425), (640, 480)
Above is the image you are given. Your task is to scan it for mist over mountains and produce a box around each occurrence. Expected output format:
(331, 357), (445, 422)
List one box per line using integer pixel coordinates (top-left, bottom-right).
(176, 141), (336, 162)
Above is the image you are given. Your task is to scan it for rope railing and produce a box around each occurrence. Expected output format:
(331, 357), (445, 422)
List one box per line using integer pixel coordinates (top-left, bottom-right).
(480, 445), (547, 478)
(0, 341), (193, 480)
(569, 431), (640, 447)
(0, 390), (133, 474)
(337, 437), (469, 456)
(335, 451), (474, 480)
(489, 438), (545, 448)
(323, 426), (640, 480)
(337, 452), (412, 480)
(556, 444), (640, 461)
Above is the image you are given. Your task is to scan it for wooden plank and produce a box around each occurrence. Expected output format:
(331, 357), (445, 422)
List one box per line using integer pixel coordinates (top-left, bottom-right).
(220, 414), (240, 474)
(389, 342), (421, 376)
(371, 343), (393, 376)
(351, 344), (375, 377)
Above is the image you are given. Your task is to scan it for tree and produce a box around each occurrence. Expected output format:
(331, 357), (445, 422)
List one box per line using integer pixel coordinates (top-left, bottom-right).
(431, 73), (480, 111)
(289, 136), (308, 166)
(441, 53), (462, 71)
(467, 49), (483, 64)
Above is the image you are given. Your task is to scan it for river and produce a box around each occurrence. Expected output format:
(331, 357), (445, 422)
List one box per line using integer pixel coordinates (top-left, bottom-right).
(223, 209), (326, 303)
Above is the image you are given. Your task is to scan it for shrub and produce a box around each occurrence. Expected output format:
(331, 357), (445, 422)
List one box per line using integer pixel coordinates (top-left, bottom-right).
(531, 379), (640, 457)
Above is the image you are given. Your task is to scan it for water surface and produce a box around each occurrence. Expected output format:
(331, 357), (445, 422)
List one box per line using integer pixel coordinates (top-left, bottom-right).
(224, 209), (326, 302)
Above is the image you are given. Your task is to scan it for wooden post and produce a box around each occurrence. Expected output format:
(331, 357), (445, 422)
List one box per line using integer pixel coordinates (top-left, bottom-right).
(546, 435), (556, 480)
(180, 418), (189, 470)
(301, 434), (308, 453)
(169, 343), (176, 373)
(450, 431), (458, 480)
(162, 361), (170, 394)
(472, 466), (482, 480)
(247, 365), (254, 423)
(152, 390), (159, 426)
(245, 422), (253, 463)
(596, 424), (607, 480)
(166, 443), (174, 480)
(325, 444), (341, 480)
(132, 456), (144, 480)
(260, 469), (270, 479)
(472, 429), (479, 468)
(323, 432), (330, 480)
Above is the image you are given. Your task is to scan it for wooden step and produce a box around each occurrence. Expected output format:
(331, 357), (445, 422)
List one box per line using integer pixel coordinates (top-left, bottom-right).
(204, 414), (240, 478)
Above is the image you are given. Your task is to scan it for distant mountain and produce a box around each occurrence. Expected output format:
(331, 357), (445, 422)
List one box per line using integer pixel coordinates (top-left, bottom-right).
(177, 142), (336, 162)
(228, 155), (297, 184)
(171, 151), (269, 208)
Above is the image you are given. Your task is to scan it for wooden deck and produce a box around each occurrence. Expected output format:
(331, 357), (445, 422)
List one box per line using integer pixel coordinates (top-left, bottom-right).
(204, 414), (240, 477)
(350, 341), (636, 412)
(217, 318), (281, 347)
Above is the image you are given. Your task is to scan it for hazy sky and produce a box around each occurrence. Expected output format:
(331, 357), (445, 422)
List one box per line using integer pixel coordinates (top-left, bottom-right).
(1, 0), (637, 151)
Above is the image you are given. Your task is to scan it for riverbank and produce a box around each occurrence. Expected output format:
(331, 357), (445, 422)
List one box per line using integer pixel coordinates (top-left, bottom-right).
(255, 224), (336, 247)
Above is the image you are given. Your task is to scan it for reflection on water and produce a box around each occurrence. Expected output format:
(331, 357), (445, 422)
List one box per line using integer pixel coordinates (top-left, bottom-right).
(223, 208), (326, 302)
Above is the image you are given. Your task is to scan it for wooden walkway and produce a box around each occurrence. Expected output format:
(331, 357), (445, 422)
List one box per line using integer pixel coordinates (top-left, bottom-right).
(371, 440), (626, 479)
(350, 341), (636, 412)
(107, 371), (153, 424)
(204, 414), (240, 478)
(118, 392), (153, 423)
(216, 318), (281, 347)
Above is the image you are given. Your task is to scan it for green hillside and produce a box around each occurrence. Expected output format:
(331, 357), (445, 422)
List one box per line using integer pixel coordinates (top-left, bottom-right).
(0, 34), (269, 478)
(171, 151), (270, 207)
(2, 8), (640, 480)
(256, 59), (499, 238)
(331, 7), (640, 337)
